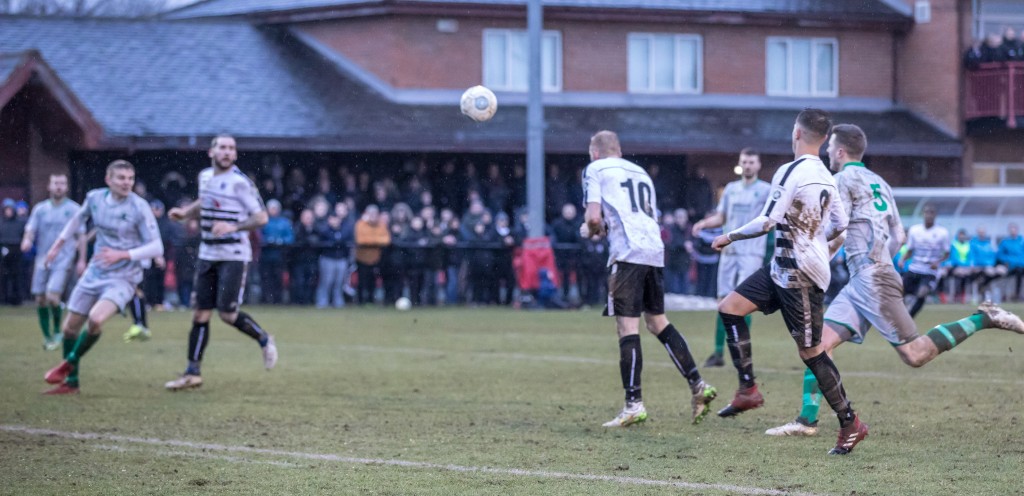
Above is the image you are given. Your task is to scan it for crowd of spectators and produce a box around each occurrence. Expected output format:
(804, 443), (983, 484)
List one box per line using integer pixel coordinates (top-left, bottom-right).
(4, 160), (1023, 309)
(964, 27), (1024, 67)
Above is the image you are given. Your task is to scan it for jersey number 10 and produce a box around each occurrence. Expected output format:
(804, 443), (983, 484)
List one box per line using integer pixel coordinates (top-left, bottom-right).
(620, 179), (654, 218)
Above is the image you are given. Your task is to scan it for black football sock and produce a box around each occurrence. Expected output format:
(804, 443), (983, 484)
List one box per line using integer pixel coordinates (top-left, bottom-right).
(232, 312), (268, 346)
(720, 312), (755, 388)
(618, 334), (642, 404)
(130, 294), (148, 327)
(655, 323), (702, 389)
(186, 321), (210, 375)
(802, 352), (854, 427)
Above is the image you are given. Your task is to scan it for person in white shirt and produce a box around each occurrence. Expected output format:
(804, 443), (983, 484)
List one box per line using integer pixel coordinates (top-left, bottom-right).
(164, 135), (277, 391)
(691, 148), (771, 367)
(899, 204), (950, 317)
(710, 109), (868, 455)
(581, 130), (717, 427)
(764, 124), (1023, 438)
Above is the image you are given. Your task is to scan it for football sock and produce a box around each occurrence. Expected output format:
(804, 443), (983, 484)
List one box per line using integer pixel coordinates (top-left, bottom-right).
(618, 334), (643, 404)
(37, 306), (52, 340)
(908, 294), (926, 318)
(67, 332), (100, 364)
(51, 304), (62, 334)
(713, 314), (725, 356)
(925, 313), (987, 353)
(720, 312), (755, 388)
(187, 321), (210, 373)
(656, 323), (702, 389)
(232, 312), (269, 346)
(802, 352), (854, 428)
(131, 294), (147, 327)
(797, 367), (822, 425)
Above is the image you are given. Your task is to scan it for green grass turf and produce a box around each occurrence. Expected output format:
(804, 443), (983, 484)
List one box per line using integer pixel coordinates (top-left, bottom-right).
(1, 304), (1022, 495)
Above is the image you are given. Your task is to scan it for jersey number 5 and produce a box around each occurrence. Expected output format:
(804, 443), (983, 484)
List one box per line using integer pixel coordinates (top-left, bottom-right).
(620, 179), (654, 218)
(870, 184), (888, 212)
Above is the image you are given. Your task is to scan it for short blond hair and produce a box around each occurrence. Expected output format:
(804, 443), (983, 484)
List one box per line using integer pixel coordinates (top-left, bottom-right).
(106, 159), (134, 177)
(590, 130), (622, 159)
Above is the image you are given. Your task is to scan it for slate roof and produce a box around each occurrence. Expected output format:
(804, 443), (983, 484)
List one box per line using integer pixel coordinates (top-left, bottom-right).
(166, 0), (910, 22)
(0, 15), (957, 157)
(0, 53), (25, 86)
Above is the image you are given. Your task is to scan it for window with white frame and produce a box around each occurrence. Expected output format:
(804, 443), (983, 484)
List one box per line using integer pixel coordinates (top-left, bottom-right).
(482, 29), (562, 92)
(766, 37), (837, 97)
(974, 162), (1024, 186)
(627, 33), (703, 94)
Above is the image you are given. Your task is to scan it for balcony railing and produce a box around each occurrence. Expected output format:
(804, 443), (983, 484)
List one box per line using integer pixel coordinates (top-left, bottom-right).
(965, 62), (1024, 128)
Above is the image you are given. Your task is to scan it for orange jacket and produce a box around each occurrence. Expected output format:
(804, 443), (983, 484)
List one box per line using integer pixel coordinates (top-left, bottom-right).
(354, 220), (391, 265)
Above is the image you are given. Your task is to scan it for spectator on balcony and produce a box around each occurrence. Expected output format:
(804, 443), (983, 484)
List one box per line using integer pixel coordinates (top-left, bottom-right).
(971, 226), (1008, 296)
(354, 204), (390, 305)
(316, 206), (354, 309)
(964, 38), (985, 69)
(1001, 27), (1023, 60)
(260, 199), (294, 304)
(997, 222), (1024, 300)
(982, 33), (1008, 63)
(291, 208), (320, 306)
(550, 203), (582, 301)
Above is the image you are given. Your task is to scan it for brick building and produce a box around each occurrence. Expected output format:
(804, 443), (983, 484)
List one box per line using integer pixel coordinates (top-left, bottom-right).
(0, 0), (1020, 207)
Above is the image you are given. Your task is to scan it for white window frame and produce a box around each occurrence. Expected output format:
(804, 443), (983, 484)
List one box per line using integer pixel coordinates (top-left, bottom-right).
(627, 33), (703, 94)
(482, 28), (562, 92)
(974, 162), (1024, 186)
(765, 37), (839, 97)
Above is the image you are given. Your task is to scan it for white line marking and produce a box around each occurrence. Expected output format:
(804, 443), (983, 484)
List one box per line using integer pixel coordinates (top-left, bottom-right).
(337, 345), (1024, 385)
(92, 444), (298, 467)
(2, 425), (823, 496)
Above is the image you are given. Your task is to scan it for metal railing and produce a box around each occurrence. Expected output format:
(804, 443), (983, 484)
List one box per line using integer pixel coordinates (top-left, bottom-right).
(965, 62), (1024, 128)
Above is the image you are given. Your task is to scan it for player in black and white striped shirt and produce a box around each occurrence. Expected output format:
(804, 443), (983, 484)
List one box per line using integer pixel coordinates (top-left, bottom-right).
(164, 135), (277, 391)
(711, 109), (868, 455)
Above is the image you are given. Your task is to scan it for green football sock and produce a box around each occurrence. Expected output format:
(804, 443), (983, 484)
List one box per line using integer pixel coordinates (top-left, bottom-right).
(797, 367), (821, 425)
(37, 307), (52, 340)
(713, 314), (726, 355)
(51, 305), (63, 334)
(925, 314), (987, 353)
(67, 332), (100, 365)
(62, 333), (76, 359)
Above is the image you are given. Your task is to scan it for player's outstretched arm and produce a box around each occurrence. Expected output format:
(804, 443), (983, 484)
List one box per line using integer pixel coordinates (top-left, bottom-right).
(692, 211), (725, 236)
(168, 199), (201, 222)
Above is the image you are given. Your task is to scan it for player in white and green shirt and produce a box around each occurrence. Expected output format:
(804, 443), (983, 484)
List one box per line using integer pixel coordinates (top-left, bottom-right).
(764, 124), (1024, 438)
(691, 148), (771, 367)
(41, 160), (164, 395)
(20, 174), (85, 351)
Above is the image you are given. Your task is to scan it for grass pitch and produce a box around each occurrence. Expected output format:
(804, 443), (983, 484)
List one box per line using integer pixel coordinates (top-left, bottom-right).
(1, 304), (1022, 495)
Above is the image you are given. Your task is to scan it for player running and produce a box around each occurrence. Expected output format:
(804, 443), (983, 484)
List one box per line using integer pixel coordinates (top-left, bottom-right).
(691, 148), (771, 367)
(764, 124), (1024, 437)
(164, 135), (277, 391)
(582, 130), (717, 427)
(20, 173), (86, 351)
(41, 160), (163, 395)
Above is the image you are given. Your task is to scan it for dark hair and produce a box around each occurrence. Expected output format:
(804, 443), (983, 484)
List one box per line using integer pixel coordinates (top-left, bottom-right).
(210, 134), (235, 148)
(796, 108), (832, 141)
(831, 123), (868, 159)
(739, 147), (759, 157)
(106, 159), (135, 176)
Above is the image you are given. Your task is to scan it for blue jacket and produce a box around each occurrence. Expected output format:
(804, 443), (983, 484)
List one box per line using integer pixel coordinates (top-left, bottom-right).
(262, 216), (295, 246)
(998, 235), (1024, 268)
(970, 236), (997, 267)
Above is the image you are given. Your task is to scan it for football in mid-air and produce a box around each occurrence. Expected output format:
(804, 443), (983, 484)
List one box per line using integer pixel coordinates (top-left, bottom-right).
(460, 85), (497, 122)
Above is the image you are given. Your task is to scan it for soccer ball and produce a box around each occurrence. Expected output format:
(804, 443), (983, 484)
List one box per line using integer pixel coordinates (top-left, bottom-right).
(395, 296), (412, 311)
(460, 85), (497, 122)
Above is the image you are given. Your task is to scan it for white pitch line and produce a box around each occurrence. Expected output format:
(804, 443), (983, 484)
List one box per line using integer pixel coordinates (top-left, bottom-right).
(2, 425), (823, 496)
(337, 344), (1024, 385)
(92, 444), (299, 467)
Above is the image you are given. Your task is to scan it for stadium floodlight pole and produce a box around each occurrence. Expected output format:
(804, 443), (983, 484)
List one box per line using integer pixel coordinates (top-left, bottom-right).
(526, 0), (545, 238)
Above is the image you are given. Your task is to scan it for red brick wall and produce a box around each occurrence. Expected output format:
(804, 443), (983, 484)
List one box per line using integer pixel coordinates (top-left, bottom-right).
(895, 0), (963, 136)
(298, 15), (895, 97)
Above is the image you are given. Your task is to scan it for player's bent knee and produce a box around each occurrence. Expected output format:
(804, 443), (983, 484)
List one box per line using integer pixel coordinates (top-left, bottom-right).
(218, 311), (238, 324)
